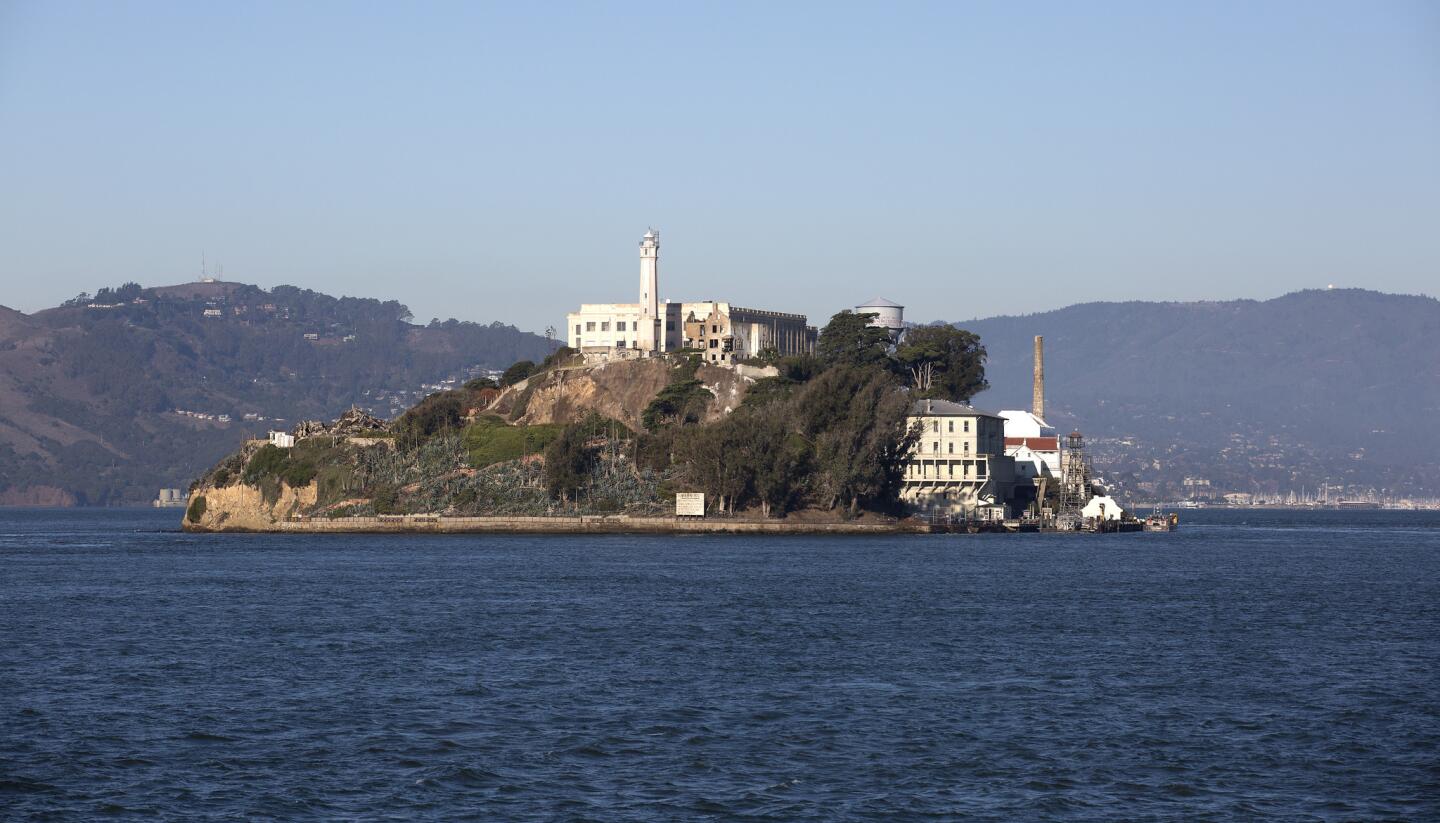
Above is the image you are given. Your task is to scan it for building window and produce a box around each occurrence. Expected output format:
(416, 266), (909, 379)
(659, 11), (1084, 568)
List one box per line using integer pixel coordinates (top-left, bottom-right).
(932, 421), (938, 433)
(666, 321), (674, 331)
(932, 441), (939, 454)
(616, 340), (625, 348)
(948, 421), (954, 433)
(964, 442), (970, 454)
(711, 353), (717, 361)
(948, 442), (953, 454)
(711, 324), (718, 333)
(585, 321), (595, 332)
(964, 420), (970, 433)
(977, 461), (987, 478)
(709, 339), (718, 348)
(601, 321), (610, 332)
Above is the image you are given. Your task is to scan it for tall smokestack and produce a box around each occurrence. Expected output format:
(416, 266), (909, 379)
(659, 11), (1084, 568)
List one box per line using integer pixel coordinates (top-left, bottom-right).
(1032, 335), (1045, 420)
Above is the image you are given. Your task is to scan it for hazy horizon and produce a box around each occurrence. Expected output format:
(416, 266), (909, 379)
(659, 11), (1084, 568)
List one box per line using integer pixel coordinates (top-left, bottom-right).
(3, 2), (1437, 331)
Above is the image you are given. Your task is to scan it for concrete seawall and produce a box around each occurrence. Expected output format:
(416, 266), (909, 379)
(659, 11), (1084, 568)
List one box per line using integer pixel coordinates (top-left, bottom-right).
(185, 514), (924, 535)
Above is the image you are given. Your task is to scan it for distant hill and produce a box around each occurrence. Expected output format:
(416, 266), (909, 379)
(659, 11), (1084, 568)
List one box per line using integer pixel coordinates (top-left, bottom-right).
(955, 289), (1440, 499)
(0, 281), (556, 505)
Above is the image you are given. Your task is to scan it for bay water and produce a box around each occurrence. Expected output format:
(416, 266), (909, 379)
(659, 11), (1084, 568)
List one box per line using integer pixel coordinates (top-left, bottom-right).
(2, 508), (1437, 820)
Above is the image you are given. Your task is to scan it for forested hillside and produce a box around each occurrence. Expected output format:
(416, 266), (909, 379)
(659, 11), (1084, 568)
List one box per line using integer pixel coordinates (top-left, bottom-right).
(958, 289), (1440, 499)
(0, 281), (555, 505)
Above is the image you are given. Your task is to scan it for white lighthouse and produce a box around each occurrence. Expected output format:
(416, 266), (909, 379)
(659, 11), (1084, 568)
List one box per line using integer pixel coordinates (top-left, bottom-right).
(638, 228), (660, 352)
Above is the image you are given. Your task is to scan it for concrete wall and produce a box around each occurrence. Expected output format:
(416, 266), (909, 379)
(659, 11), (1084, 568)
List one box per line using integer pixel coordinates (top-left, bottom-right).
(186, 514), (921, 535)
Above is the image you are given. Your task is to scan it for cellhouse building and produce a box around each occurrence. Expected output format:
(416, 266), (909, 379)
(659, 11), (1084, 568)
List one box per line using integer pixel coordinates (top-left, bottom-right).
(566, 230), (817, 365)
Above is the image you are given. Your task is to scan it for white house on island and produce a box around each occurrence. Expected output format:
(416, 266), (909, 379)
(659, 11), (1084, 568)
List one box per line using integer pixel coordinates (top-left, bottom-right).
(900, 398), (1018, 521)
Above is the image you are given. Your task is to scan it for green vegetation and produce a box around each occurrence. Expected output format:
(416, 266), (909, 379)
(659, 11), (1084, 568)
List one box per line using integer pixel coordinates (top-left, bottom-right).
(394, 391), (467, 443)
(243, 444), (288, 485)
(543, 422), (595, 503)
(641, 379), (714, 432)
(186, 495), (206, 523)
(463, 415), (563, 467)
(501, 360), (536, 386)
(816, 310), (894, 368)
(895, 325), (988, 402)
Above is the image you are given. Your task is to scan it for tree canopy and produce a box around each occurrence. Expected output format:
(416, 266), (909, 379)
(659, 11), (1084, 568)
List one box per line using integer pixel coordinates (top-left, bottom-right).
(895, 325), (989, 402)
(816, 310), (893, 368)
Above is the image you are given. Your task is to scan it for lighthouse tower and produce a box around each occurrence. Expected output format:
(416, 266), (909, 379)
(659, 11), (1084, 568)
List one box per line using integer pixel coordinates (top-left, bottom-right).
(638, 229), (660, 352)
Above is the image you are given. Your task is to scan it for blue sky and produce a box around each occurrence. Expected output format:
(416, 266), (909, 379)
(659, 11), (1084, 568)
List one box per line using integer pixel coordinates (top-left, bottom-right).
(1, 1), (1436, 332)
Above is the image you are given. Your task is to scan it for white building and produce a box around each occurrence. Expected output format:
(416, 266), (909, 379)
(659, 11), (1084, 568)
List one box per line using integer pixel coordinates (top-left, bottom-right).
(268, 431), (295, 448)
(567, 230), (817, 364)
(1000, 410), (1061, 481)
(900, 398), (1017, 521)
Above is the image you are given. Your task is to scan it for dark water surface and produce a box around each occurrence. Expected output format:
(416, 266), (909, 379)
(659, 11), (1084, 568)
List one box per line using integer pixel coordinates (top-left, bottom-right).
(2, 508), (1437, 820)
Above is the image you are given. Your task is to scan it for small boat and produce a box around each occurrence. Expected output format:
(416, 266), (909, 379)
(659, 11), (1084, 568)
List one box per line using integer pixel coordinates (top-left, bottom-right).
(1144, 511), (1178, 532)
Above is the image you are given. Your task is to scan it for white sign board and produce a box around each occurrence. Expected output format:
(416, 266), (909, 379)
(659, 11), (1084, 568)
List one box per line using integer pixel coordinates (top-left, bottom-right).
(675, 492), (705, 517)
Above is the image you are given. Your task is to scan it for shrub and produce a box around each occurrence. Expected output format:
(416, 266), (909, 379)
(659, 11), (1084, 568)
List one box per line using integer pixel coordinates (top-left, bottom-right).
(501, 360), (536, 386)
(280, 462), (318, 487)
(371, 484), (400, 514)
(642, 379), (713, 432)
(212, 468), (231, 487)
(186, 495), (207, 523)
(394, 391), (466, 442)
(243, 444), (287, 484)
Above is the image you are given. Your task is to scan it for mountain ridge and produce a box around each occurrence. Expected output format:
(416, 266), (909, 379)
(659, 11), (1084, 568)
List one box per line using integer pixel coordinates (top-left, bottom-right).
(955, 288), (1440, 499)
(0, 279), (556, 504)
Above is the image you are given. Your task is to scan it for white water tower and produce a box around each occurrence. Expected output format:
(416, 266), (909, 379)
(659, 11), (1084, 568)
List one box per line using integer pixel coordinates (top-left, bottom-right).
(856, 296), (905, 340)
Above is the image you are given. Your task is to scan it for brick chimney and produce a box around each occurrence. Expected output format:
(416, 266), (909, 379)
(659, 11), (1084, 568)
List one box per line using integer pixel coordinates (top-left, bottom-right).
(1032, 335), (1045, 420)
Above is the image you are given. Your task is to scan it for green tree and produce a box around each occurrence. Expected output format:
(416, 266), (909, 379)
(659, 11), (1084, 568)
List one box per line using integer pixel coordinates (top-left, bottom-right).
(539, 346), (578, 371)
(747, 412), (809, 517)
(501, 360), (536, 386)
(796, 366), (917, 513)
(543, 422), (594, 503)
(816, 310), (893, 369)
(678, 419), (752, 514)
(642, 379), (714, 432)
(895, 325), (989, 402)
(395, 391), (465, 442)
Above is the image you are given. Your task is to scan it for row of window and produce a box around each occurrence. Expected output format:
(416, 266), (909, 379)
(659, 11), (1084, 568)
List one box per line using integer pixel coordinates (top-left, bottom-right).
(575, 320), (679, 334)
(931, 440), (971, 455)
(931, 419), (970, 434)
(907, 460), (988, 479)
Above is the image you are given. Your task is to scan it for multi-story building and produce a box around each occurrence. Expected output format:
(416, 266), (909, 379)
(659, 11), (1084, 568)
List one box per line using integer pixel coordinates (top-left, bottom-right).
(566, 230), (816, 363)
(900, 398), (1017, 520)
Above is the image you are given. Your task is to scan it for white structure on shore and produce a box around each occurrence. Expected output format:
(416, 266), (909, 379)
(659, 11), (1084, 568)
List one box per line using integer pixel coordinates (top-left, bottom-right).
(900, 398), (1017, 521)
(567, 230), (817, 364)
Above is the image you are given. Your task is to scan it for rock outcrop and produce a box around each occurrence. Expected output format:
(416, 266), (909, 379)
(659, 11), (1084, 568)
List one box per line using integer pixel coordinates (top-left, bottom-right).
(490, 356), (773, 431)
(185, 477), (318, 531)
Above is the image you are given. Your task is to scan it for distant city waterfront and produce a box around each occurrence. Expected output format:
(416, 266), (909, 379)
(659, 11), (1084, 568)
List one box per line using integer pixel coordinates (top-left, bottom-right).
(3, 507), (1436, 820)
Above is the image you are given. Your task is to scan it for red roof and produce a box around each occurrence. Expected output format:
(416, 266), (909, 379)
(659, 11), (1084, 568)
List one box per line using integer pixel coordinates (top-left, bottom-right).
(1005, 436), (1059, 451)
